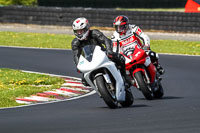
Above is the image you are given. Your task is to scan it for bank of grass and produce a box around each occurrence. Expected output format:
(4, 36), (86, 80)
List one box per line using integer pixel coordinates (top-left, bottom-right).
(151, 40), (200, 55)
(0, 31), (200, 55)
(0, 68), (65, 108)
(116, 8), (185, 12)
(0, 31), (74, 49)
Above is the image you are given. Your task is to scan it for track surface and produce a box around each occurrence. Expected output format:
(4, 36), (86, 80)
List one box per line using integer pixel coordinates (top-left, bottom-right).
(0, 47), (200, 133)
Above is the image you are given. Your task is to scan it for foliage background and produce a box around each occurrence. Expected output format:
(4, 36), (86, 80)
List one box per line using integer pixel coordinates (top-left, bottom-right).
(0, 0), (37, 6)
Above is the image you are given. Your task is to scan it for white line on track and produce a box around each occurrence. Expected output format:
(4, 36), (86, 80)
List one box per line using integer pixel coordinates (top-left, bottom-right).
(0, 45), (70, 51)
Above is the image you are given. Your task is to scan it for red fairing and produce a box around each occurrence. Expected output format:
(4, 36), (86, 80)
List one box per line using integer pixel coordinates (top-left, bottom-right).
(125, 47), (147, 70)
(123, 45), (156, 85)
(132, 68), (145, 76)
(147, 63), (156, 83)
(132, 47), (147, 62)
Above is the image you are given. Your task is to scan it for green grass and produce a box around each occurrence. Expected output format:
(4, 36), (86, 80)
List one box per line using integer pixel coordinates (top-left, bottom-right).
(151, 40), (200, 55)
(0, 68), (65, 108)
(116, 8), (185, 12)
(0, 31), (200, 55)
(0, 0), (37, 6)
(0, 32), (74, 49)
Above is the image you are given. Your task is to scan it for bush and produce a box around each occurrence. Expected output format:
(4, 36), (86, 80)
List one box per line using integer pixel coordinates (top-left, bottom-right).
(0, 0), (37, 6)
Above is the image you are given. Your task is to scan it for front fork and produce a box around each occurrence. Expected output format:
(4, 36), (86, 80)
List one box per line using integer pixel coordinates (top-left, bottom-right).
(130, 68), (151, 90)
(92, 69), (115, 97)
(151, 72), (161, 92)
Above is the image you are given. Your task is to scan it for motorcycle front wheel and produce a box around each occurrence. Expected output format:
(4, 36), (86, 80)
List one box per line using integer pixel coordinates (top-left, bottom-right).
(134, 71), (153, 100)
(120, 89), (134, 107)
(96, 75), (118, 109)
(153, 83), (164, 99)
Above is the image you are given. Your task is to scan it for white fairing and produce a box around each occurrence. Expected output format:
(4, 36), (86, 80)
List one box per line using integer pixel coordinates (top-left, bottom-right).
(77, 45), (126, 101)
(77, 46), (109, 73)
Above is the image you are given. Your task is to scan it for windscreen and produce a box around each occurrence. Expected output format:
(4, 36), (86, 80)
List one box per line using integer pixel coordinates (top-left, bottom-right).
(81, 45), (96, 62)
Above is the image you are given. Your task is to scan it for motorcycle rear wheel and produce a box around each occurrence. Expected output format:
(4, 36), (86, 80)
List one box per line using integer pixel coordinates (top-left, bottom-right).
(96, 75), (118, 109)
(134, 71), (153, 100)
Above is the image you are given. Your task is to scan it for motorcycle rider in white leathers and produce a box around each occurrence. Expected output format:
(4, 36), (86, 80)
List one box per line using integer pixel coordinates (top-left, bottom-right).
(111, 15), (165, 75)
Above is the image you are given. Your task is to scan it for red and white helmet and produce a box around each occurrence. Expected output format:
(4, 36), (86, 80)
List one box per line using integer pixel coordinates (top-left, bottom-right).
(113, 15), (129, 34)
(72, 17), (90, 40)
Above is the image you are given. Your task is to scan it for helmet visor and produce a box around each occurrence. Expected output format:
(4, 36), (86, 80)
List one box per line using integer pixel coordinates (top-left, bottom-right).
(74, 28), (87, 35)
(74, 27), (88, 39)
(114, 25), (127, 33)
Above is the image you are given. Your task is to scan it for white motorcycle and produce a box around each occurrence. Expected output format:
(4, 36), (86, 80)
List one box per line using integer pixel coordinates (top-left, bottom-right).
(77, 45), (134, 109)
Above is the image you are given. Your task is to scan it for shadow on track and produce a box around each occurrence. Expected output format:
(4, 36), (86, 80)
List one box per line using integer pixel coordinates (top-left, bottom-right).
(99, 104), (150, 109)
(136, 96), (183, 101)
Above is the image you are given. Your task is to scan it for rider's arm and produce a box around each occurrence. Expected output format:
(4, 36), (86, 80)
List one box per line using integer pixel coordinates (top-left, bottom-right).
(131, 25), (150, 50)
(111, 31), (120, 53)
(71, 38), (81, 66)
(92, 29), (113, 52)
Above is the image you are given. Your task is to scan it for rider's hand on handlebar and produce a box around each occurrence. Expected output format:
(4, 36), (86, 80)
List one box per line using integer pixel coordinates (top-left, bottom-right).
(143, 46), (151, 55)
(107, 50), (114, 58)
(143, 46), (150, 50)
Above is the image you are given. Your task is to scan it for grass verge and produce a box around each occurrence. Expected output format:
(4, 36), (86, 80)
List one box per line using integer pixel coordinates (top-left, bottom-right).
(0, 31), (74, 49)
(0, 68), (65, 108)
(151, 40), (200, 55)
(116, 8), (185, 12)
(0, 31), (199, 55)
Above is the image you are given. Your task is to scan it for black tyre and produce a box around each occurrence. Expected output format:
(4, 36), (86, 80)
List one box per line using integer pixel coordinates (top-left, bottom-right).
(134, 71), (153, 100)
(120, 89), (134, 107)
(96, 75), (118, 109)
(153, 83), (164, 99)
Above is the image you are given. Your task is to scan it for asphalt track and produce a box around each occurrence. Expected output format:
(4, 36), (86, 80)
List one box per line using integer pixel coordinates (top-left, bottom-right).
(0, 47), (200, 133)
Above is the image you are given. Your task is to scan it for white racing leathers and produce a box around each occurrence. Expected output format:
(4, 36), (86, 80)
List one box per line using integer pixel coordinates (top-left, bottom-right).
(111, 24), (150, 53)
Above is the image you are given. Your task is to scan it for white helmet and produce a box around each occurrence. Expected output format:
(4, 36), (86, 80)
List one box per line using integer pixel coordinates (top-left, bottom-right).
(72, 17), (90, 40)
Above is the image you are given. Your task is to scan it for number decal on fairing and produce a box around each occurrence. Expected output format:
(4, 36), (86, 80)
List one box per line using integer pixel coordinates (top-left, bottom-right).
(79, 61), (84, 65)
(121, 40), (138, 57)
(135, 51), (141, 57)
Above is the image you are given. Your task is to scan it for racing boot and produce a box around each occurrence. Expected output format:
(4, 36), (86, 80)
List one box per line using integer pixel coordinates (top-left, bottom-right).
(112, 52), (133, 88)
(121, 68), (133, 89)
(156, 63), (165, 75)
(148, 51), (165, 75)
(81, 76), (90, 87)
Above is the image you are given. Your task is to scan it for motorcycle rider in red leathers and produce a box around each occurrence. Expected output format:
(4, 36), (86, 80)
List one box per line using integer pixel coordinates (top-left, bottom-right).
(111, 15), (165, 76)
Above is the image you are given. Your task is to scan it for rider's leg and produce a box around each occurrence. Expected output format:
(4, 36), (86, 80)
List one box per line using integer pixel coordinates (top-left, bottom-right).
(113, 53), (133, 87)
(148, 50), (165, 75)
(120, 65), (133, 87)
(81, 74), (90, 86)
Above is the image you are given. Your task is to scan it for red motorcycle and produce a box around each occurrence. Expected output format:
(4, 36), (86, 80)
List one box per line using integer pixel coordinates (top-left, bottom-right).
(120, 43), (164, 100)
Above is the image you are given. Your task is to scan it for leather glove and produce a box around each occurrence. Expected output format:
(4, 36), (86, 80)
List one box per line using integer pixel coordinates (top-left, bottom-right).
(107, 50), (114, 58)
(143, 46), (150, 50)
(117, 53), (125, 62)
(145, 50), (150, 55)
